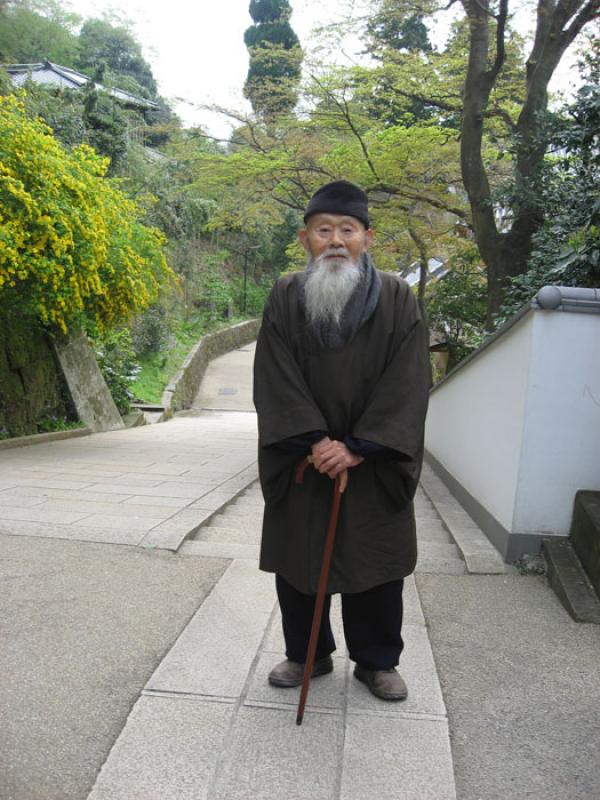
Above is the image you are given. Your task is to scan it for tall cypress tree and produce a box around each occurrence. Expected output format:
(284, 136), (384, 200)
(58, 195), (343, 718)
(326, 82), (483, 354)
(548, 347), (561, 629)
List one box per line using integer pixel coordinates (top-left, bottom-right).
(243, 0), (303, 117)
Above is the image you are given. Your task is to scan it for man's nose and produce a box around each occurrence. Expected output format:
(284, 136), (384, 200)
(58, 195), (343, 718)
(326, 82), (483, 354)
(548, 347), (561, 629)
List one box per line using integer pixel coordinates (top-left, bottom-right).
(330, 228), (344, 247)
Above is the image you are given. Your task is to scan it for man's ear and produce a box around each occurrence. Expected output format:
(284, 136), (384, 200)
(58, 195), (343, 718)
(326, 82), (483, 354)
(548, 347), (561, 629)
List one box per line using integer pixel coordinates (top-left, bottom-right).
(364, 228), (374, 249)
(298, 228), (308, 250)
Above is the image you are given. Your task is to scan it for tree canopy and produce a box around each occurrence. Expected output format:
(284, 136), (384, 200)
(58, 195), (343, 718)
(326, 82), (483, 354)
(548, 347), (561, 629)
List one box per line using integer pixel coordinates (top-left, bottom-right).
(1, 0), (597, 377)
(243, 0), (303, 116)
(0, 0), (80, 66)
(77, 17), (157, 98)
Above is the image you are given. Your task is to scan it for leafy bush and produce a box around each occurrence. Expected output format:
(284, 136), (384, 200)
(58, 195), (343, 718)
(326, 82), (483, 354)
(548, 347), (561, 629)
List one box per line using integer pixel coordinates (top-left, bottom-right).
(425, 248), (487, 370)
(231, 274), (272, 316)
(92, 328), (140, 415)
(0, 94), (174, 335)
(131, 305), (169, 356)
(193, 252), (234, 321)
(36, 416), (84, 434)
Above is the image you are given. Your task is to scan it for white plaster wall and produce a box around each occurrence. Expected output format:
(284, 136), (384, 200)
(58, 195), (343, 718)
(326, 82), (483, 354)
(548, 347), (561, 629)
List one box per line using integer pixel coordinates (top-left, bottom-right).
(513, 312), (600, 535)
(425, 315), (533, 531)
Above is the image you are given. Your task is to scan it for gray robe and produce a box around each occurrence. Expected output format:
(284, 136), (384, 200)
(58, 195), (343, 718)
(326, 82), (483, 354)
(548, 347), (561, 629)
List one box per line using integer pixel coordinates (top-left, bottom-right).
(253, 270), (430, 594)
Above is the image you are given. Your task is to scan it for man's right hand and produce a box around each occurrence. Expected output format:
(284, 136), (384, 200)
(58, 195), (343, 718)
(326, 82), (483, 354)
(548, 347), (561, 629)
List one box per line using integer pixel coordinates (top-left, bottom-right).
(311, 437), (363, 492)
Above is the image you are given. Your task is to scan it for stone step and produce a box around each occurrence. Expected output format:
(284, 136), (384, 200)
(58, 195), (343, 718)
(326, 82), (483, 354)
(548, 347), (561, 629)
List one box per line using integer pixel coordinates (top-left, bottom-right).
(415, 518), (444, 530)
(201, 523), (453, 546)
(224, 506), (441, 519)
(192, 526), (262, 545)
(214, 513), (264, 527)
(417, 527), (452, 544)
(209, 514), (262, 529)
(179, 540), (260, 560)
(211, 508), (260, 519)
(415, 510), (442, 521)
(543, 537), (600, 623)
(231, 497), (265, 508)
(419, 540), (462, 559)
(415, 539), (466, 575)
(415, 556), (467, 575)
(570, 491), (600, 597)
(213, 512), (447, 533)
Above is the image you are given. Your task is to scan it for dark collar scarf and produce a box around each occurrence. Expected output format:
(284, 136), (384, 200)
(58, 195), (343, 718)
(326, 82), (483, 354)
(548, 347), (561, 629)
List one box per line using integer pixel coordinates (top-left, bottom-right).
(301, 252), (382, 350)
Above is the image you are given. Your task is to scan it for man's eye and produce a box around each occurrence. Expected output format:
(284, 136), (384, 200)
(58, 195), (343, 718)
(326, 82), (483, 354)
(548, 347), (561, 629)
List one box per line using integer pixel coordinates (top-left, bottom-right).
(318, 227), (331, 233)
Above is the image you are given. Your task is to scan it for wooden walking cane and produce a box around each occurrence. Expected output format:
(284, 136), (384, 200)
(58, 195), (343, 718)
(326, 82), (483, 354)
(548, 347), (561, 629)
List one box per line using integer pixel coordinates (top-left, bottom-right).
(294, 456), (344, 726)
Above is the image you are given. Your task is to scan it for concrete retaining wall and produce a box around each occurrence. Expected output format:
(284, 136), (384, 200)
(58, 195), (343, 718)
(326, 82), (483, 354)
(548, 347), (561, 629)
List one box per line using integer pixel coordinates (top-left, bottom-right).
(425, 287), (600, 561)
(161, 319), (260, 416)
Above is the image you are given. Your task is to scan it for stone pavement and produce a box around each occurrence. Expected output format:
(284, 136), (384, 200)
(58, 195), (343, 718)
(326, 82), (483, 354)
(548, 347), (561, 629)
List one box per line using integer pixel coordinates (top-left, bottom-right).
(81, 344), (458, 800)
(0, 534), (229, 800)
(87, 480), (457, 800)
(0, 411), (258, 552)
(3, 342), (598, 799)
(417, 571), (600, 800)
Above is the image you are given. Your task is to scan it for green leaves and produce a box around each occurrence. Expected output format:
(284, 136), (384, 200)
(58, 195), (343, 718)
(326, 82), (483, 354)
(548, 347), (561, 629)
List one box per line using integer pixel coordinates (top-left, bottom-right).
(244, 0), (303, 116)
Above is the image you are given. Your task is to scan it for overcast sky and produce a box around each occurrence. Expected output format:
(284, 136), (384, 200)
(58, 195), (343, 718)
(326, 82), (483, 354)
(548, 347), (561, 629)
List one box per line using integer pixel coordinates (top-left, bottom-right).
(66, 0), (374, 136)
(66, 0), (580, 137)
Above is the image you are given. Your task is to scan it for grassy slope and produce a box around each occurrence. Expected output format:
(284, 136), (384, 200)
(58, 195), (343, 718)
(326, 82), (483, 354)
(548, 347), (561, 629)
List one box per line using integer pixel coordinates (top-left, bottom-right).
(131, 315), (245, 405)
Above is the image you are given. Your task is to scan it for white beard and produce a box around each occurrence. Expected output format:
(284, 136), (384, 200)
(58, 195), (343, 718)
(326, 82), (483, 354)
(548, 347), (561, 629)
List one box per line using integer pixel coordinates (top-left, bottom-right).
(304, 250), (363, 327)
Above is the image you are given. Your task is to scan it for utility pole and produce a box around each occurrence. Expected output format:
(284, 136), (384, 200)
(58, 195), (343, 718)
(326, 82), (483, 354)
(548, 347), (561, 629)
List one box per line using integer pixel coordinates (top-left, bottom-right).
(229, 242), (261, 315)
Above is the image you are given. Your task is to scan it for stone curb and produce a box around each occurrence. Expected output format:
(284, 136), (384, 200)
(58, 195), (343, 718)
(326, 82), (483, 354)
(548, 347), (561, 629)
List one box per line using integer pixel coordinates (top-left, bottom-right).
(139, 465), (259, 551)
(159, 319), (260, 421)
(419, 466), (506, 575)
(0, 427), (91, 451)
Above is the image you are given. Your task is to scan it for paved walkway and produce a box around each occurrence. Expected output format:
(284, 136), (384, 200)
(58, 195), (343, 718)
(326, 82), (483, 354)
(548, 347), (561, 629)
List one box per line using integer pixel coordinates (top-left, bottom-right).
(0, 411), (257, 551)
(2, 343), (599, 799)
(86, 483), (456, 800)
(86, 344), (456, 800)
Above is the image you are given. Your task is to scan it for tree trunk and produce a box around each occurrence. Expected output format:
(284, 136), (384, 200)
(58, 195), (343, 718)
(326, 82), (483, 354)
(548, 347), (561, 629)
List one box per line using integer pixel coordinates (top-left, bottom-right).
(459, 0), (599, 322)
(408, 222), (429, 328)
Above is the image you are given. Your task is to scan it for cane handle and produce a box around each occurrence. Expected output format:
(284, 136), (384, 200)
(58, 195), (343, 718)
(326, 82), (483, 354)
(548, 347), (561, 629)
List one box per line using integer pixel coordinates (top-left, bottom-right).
(295, 456), (313, 484)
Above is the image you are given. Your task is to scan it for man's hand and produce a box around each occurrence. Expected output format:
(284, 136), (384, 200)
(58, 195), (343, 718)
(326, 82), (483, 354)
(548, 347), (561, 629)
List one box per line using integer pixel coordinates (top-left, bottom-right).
(311, 438), (364, 492)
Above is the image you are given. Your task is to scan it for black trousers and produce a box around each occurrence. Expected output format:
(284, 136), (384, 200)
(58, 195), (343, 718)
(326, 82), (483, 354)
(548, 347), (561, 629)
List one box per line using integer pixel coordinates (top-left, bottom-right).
(275, 574), (404, 671)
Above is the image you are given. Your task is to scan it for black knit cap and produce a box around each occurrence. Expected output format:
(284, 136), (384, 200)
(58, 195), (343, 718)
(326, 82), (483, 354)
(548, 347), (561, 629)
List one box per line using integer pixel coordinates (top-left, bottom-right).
(304, 180), (370, 228)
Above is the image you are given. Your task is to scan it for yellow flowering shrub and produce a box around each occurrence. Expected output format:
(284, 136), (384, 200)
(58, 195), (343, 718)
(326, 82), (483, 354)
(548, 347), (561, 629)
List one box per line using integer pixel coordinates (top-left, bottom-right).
(0, 95), (174, 334)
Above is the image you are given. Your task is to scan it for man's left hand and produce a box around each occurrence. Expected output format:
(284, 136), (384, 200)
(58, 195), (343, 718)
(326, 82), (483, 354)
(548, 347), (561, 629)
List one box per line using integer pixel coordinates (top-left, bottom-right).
(311, 439), (364, 481)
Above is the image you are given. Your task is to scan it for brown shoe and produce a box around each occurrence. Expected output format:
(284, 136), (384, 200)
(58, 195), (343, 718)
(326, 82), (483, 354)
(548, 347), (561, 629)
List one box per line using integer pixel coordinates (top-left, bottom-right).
(268, 655), (334, 688)
(354, 665), (408, 701)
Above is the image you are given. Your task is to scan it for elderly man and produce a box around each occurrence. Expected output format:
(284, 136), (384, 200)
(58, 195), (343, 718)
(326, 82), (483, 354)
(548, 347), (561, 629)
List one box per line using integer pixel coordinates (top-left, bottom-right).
(253, 180), (430, 701)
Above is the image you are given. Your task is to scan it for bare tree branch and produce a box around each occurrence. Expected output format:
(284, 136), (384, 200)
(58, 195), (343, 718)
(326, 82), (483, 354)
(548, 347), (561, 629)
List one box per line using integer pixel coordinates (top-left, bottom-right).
(563, 0), (600, 45)
(470, 0), (502, 18)
(369, 182), (473, 227)
(341, 97), (380, 181)
(408, 219), (430, 315)
(488, 0), (508, 82)
(308, 72), (381, 181)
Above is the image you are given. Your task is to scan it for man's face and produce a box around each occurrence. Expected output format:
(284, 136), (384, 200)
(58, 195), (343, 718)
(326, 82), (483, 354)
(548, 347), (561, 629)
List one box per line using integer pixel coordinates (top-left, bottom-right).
(299, 213), (373, 267)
